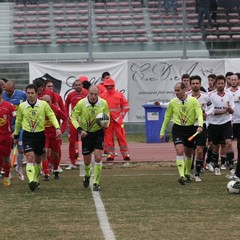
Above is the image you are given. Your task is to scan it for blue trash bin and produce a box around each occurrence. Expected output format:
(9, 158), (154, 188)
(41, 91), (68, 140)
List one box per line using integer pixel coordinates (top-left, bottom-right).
(142, 104), (167, 143)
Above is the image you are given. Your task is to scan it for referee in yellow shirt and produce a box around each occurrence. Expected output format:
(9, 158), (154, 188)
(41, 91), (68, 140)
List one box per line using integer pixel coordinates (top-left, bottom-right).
(160, 82), (203, 185)
(14, 84), (62, 191)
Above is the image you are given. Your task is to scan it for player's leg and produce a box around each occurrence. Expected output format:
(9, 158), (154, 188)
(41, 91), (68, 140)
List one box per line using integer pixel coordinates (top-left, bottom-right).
(16, 129), (25, 181)
(66, 123), (78, 169)
(115, 122), (130, 161)
(104, 122), (115, 161)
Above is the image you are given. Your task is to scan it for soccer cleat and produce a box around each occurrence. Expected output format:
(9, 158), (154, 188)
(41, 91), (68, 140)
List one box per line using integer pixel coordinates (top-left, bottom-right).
(206, 163), (214, 172)
(214, 167), (221, 176)
(65, 163), (77, 170)
(93, 183), (100, 191)
(226, 169), (236, 179)
(220, 164), (226, 170)
(106, 155), (114, 161)
(101, 152), (108, 157)
(29, 181), (36, 191)
(57, 166), (63, 173)
(53, 171), (60, 179)
(3, 177), (11, 187)
(185, 175), (192, 183)
(123, 155), (131, 161)
(195, 176), (202, 182)
(15, 166), (25, 181)
(43, 174), (50, 181)
(35, 182), (40, 190)
(0, 171), (4, 178)
(178, 176), (186, 185)
(83, 175), (91, 188)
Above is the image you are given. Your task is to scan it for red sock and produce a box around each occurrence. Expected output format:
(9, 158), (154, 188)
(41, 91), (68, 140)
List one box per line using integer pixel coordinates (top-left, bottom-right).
(42, 160), (49, 175)
(3, 162), (10, 178)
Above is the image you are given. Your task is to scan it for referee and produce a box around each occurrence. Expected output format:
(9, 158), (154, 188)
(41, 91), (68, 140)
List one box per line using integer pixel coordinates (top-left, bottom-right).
(14, 84), (62, 191)
(160, 82), (203, 185)
(71, 85), (109, 191)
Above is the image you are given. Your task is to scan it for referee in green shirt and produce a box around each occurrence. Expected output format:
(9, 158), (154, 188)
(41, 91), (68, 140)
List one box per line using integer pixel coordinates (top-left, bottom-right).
(71, 85), (109, 191)
(160, 82), (203, 185)
(14, 84), (61, 191)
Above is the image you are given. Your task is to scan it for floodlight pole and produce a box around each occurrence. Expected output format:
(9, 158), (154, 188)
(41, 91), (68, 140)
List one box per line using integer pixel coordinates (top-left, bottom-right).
(87, 0), (94, 63)
(182, 0), (188, 59)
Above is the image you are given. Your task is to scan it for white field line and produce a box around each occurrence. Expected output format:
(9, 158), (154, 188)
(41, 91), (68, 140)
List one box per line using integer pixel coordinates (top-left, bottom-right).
(90, 178), (116, 240)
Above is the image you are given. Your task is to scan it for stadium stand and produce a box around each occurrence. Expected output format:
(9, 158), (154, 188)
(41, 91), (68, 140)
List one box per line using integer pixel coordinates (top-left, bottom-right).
(0, 0), (239, 60)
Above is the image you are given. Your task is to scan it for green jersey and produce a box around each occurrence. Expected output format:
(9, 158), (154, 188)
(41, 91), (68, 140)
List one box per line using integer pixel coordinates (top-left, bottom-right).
(71, 97), (109, 132)
(160, 95), (203, 135)
(14, 99), (60, 135)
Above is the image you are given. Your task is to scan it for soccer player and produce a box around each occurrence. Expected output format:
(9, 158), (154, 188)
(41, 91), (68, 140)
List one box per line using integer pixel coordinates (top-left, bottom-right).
(189, 75), (214, 182)
(44, 79), (65, 173)
(181, 74), (191, 92)
(65, 78), (88, 170)
(0, 86), (16, 186)
(101, 78), (130, 161)
(14, 84), (61, 192)
(160, 82), (203, 185)
(208, 75), (234, 176)
(98, 72), (110, 94)
(2, 80), (27, 180)
(71, 85), (109, 191)
(226, 74), (240, 180)
(41, 94), (68, 180)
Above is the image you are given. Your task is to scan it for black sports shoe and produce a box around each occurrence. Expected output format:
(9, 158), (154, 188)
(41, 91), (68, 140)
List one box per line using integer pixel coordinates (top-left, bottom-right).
(124, 155), (130, 161)
(29, 181), (36, 191)
(53, 171), (60, 179)
(178, 176), (186, 185)
(83, 175), (91, 188)
(35, 182), (40, 190)
(93, 183), (100, 191)
(185, 175), (192, 183)
(43, 174), (50, 181)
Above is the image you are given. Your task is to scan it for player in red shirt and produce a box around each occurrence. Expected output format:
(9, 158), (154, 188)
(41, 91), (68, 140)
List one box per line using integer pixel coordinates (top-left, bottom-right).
(65, 78), (88, 169)
(34, 79), (57, 105)
(0, 86), (16, 186)
(41, 94), (68, 180)
(44, 79), (65, 173)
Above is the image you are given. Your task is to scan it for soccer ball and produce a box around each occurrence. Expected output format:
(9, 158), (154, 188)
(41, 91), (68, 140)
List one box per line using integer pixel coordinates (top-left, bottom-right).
(95, 113), (110, 128)
(227, 180), (240, 194)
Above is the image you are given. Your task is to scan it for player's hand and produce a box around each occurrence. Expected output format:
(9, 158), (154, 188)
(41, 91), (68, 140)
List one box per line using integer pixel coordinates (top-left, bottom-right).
(56, 129), (62, 139)
(197, 126), (203, 133)
(80, 130), (88, 138)
(160, 135), (165, 141)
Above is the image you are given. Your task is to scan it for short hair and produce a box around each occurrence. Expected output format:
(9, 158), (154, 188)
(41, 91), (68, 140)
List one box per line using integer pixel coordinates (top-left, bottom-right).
(26, 84), (38, 93)
(208, 74), (216, 79)
(175, 82), (185, 90)
(33, 78), (44, 88)
(225, 72), (234, 77)
(216, 75), (226, 83)
(102, 72), (110, 79)
(82, 80), (92, 90)
(0, 77), (8, 83)
(235, 73), (240, 79)
(181, 74), (190, 80)
(44, 79), (53, 87)
(190, 75), (202, 84)
(0, 86), (2, 94)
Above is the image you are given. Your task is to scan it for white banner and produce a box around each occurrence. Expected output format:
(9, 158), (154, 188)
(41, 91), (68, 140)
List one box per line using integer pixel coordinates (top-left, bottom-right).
(128, 59), (227, 122)
(29, 59), (240, 123)
(29, 60), (129, 119)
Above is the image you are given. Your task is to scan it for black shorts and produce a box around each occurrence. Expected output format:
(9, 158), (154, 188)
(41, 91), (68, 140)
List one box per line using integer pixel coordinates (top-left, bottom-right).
(172, 124), (196, 148)
(195, 124), (207, 147)
(22, 131), (45, 155)
(233, 123), (240, 139)
(208, 121), (233, 145)
(82, 129), (104, 155)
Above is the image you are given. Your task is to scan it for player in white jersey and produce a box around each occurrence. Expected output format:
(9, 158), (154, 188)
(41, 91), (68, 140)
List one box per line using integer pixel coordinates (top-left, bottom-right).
(188, 75), (214, 182)
(227, 74), (240, 180)
(225, 72), (234, 90)
(208, 75), (234, 176)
